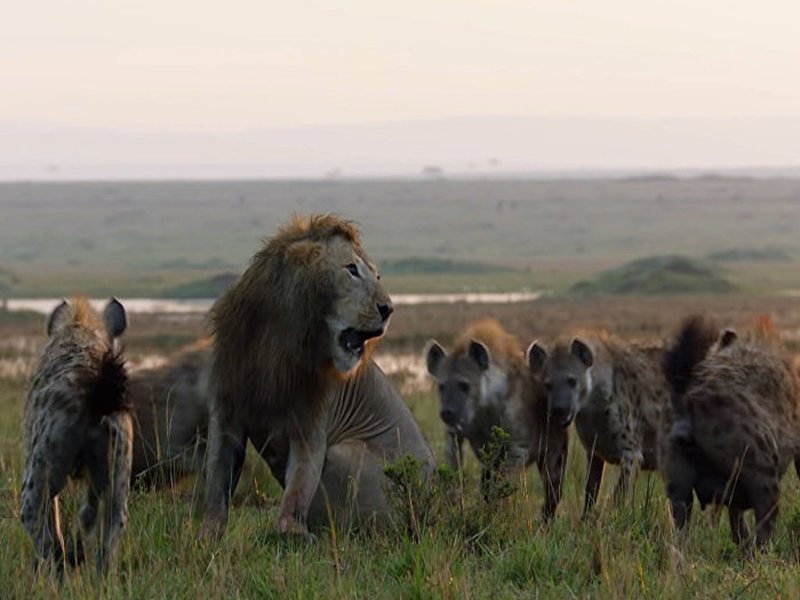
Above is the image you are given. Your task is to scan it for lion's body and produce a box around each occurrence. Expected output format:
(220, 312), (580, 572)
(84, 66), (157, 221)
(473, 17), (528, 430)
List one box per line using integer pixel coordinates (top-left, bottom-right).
(663, 316), (800, 547)
(129, 341), (211, 487)
(427, 319), (568, 520)
(256, 361), (433, 527)
(203, 214), (432, 538)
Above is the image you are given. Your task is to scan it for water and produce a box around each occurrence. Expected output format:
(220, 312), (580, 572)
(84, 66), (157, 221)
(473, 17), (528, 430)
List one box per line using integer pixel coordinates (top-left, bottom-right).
(4, 292), (542, 315)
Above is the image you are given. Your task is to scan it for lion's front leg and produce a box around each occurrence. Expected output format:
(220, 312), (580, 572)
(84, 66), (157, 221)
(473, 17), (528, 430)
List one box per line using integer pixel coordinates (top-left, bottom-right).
(278, 421), (327, 540)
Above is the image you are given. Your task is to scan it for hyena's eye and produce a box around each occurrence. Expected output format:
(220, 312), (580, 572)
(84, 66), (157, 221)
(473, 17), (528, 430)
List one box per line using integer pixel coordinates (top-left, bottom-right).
(438, 382), (445, 393)
(567, 376), (577, 388)
(457, 381), (470, 393)
(345, 263), (361, 278)
(544, 381), (553, 392)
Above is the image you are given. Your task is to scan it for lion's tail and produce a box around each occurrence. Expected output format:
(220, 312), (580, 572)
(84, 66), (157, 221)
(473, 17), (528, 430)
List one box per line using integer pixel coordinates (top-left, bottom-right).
(663, 315), (719, 446)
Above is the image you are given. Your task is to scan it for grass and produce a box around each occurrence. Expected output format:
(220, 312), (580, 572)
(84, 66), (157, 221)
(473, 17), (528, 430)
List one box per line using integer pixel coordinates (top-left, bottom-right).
(2, 372), (800, 598)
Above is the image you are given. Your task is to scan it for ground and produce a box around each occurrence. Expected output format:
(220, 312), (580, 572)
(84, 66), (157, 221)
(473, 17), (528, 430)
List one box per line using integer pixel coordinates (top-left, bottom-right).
(2, 296), (800, 598)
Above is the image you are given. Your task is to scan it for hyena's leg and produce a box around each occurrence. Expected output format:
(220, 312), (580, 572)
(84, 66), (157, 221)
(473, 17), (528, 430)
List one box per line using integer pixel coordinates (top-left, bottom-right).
(202, 407), (247, 539)
(582, 451), (605, 518)
(20, 439), (70, 567)
(728, 506), (750, 547)
(93, 412), (133, 571)
(65, 483), (99, 567)
(278, 419), (327, 540)
(538, 429), (568, 521)
(665, 448), (695, 531)
(443, 430), (464, 471)
(612, 449), (641, 505)
(752, 478), (780, 549)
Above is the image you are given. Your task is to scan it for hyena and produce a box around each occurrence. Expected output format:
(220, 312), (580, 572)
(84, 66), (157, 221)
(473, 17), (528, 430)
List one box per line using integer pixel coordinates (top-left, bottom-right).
(425, 318), (568, 520)
(527, 332), (670, 517)
(20, 297), (132, 571)
(663, 315), (800, 548)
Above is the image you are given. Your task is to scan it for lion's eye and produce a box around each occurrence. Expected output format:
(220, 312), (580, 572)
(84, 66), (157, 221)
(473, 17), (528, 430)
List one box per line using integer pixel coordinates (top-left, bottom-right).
(345, 263), (361, 278)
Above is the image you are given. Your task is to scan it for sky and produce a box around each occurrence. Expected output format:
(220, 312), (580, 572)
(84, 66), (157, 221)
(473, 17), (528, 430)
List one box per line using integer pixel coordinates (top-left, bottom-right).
(2, 1), (800, 177)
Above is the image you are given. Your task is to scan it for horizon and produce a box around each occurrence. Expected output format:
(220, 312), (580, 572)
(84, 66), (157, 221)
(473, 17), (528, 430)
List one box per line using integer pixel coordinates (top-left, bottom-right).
(4, 1), (800, 179)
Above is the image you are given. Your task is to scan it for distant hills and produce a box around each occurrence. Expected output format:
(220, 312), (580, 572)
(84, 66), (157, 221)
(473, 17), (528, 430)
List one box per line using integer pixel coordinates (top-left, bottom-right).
(570, 255), (737, 296)
(3, 115), (800, 180)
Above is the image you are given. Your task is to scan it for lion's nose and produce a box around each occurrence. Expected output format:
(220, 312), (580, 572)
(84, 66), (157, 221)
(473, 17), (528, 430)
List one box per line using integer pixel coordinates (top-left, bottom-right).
(377, 303), (394, 321)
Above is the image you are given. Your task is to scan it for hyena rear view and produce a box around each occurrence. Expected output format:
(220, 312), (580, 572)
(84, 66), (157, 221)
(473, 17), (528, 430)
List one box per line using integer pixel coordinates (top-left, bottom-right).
(663, 315), (800, 548)
(20, 297), (132, 571)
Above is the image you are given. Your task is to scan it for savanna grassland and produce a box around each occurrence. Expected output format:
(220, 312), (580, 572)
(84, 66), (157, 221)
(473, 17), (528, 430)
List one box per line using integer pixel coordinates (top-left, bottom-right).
(2, 295), (800, 598)
(2, 176), (800, 297)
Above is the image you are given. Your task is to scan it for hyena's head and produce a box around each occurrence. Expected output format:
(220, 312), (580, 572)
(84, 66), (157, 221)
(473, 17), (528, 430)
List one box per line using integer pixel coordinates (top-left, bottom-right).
(526, 337), (594, 427)
(46, 296), (128, 353)
(425, 338), (505, 436)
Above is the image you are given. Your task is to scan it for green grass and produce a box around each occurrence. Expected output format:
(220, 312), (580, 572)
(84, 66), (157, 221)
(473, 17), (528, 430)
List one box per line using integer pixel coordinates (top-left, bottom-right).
(2, 377), (800, 598)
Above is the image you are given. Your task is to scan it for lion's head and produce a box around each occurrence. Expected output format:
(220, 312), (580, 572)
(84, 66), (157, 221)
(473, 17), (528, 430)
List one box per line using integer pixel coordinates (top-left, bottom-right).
(211, 214), (392, 417)
(322, 233), (393, 373)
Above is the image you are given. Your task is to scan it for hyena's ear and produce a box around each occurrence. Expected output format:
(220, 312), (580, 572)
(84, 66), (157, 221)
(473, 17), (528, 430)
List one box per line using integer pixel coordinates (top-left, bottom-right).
(719, 328), (738, 349)
(425, 340), (446, 376)
(526, 341), (548, 374)
(570, 337), (594, 368)
(103, 298), (127, 339)
(46, 299), (70, 337)
(468, 339), (491, 371)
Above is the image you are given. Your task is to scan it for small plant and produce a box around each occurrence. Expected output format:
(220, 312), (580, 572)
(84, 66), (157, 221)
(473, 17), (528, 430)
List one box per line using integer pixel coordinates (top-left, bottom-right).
(383, 455), (458, 541)
(477, 426), (517, 505)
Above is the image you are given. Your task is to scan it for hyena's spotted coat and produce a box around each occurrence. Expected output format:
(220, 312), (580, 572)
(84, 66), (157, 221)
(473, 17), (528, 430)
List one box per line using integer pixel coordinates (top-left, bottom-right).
(527, 332), (670, 516)
(20, 297), (131, 571)
(663, 315), (800, 548)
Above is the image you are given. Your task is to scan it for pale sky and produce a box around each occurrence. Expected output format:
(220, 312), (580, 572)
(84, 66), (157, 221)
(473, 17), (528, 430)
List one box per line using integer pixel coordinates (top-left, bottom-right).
(2, 1), (800, 177)
(3, 0), (799, 130)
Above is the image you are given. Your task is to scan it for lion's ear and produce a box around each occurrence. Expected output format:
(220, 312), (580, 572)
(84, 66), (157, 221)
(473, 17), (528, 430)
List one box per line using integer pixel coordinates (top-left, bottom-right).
(286, 240), (323, 264)
(425, 340), (446, 376)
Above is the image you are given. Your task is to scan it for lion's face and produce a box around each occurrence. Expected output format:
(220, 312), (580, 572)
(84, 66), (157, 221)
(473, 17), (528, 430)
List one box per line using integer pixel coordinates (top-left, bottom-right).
(325, 236), (393, 374)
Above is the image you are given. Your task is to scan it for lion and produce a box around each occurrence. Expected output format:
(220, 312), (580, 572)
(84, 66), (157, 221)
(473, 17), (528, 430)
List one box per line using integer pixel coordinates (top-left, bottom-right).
(425, 318), (568, 519)
(202, 214), (434, 539)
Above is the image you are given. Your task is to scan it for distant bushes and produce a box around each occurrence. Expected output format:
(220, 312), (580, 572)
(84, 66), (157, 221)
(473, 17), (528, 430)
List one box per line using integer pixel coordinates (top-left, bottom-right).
(380, 257), (515, 276)
(570, 255), (736, 296)
(706, 246), (791, 262)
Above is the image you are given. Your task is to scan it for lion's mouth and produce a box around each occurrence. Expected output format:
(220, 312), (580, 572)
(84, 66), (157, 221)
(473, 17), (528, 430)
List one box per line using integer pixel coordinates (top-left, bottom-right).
(338, 327), (384, 358)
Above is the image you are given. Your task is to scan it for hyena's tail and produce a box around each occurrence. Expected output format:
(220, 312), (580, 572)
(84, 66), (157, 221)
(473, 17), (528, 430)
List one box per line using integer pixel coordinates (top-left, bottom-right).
(663, 315), (719, 446)
(86, 349), (130, 416)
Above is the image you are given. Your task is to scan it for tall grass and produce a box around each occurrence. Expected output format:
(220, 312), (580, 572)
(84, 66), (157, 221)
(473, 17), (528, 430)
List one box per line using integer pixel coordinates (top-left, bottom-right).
(1, 380), (799, 598)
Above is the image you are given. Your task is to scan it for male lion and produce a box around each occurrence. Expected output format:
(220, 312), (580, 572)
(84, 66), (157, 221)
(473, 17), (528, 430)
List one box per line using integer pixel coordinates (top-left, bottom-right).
(202, 214), (434, 539)
(425, 318), (568, 520)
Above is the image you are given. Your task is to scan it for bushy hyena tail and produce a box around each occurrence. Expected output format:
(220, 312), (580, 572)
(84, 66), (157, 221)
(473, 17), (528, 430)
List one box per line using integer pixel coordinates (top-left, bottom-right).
(664, 315), (720, 446)
(86, 350), (130, 416)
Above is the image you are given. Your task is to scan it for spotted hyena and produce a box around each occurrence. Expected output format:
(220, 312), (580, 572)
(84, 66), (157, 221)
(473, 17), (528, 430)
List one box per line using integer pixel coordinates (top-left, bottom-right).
(527, 332), (670, 517)
(20, 297), (131, 571)
(425, 318), (568, 519)
(663, 315), (800, 548)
